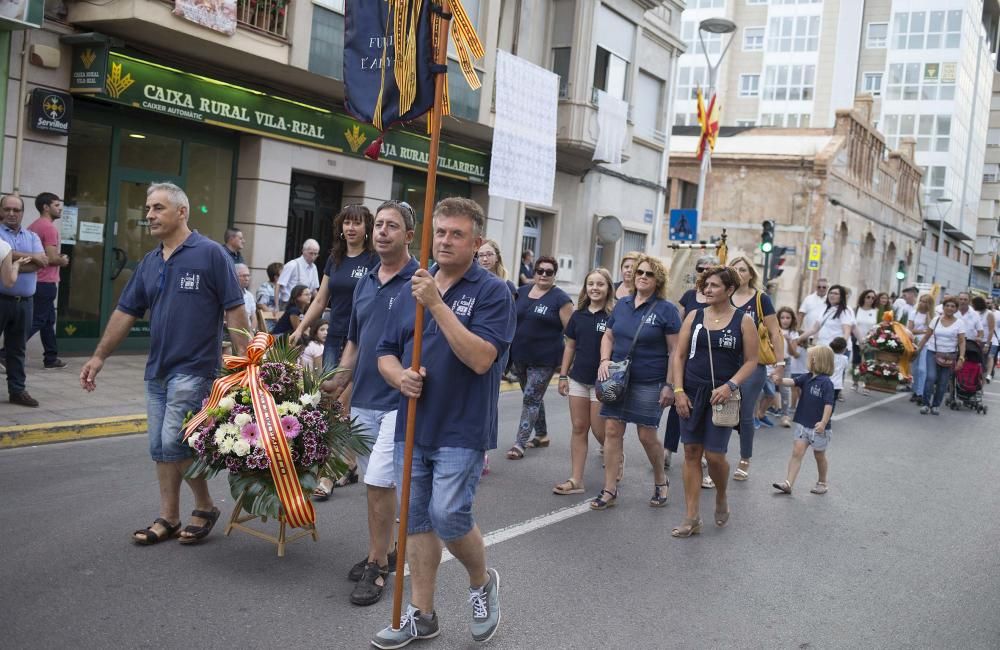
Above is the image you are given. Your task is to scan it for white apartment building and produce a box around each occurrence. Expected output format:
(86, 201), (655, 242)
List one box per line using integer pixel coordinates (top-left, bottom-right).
(673, 0), (1000, 294)
(977, 73), (1000, 295)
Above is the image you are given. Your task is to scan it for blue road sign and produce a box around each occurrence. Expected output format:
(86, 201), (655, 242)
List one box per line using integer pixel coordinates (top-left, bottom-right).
(669, 209), (698, 242)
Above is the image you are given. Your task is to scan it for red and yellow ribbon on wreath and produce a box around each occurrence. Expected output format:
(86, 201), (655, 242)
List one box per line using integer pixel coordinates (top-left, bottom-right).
(881, 310), (916, 378)
(182, 332), (315, 529)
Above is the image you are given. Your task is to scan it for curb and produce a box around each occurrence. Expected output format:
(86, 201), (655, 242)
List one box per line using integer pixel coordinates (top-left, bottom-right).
(1, 380), (541, 449)
(0, 415), (147, 449)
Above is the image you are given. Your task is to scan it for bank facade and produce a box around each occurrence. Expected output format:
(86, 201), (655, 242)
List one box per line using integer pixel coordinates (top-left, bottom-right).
(3, 1), (681, 351)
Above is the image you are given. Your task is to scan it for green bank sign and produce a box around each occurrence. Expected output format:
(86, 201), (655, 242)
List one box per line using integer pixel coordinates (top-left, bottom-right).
(80, 52), (489, 184)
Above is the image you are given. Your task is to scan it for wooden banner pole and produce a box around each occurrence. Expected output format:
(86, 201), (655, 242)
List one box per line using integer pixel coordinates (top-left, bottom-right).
(392, 0), (452, 630)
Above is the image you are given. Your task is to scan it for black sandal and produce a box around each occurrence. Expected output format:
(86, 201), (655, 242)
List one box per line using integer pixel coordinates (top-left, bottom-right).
(178, 507), (221, 545)
(589, 489), (618, 510)
(525, 437), (550, 448)
(334, 466), (359, 488)
(649, 480), (670, 507)
(133, 518), (181, 545)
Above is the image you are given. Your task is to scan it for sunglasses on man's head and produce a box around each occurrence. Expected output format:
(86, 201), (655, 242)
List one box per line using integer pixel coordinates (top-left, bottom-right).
(535, 267), (556, 277)
(634, 269), (656, 278)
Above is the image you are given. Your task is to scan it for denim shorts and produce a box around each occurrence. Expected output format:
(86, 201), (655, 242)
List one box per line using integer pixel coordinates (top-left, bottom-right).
(394, 443), (485, 542)
(599, 380), (665, 428)
(793, 422), (830, 451)
(352, 407), (397, 489)
(145, 374), (213, 463)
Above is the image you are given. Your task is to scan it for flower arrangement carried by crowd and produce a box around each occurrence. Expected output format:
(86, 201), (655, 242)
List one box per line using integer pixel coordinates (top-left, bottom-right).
(865, 316), (907, 353)
(856, 359), (911, 384)
(184, 335), (371, 520)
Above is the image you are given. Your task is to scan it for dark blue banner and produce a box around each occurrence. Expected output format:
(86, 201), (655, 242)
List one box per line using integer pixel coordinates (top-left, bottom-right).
(343, 0), (435, 131)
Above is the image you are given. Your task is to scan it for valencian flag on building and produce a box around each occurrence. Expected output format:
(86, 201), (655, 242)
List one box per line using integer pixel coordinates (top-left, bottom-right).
(343, 0), (484, 159)
(696, 87), (720, 161)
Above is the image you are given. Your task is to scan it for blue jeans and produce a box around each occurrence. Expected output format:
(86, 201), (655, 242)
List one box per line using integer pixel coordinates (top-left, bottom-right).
(27, 282), (58, 365)
(922, 349), (955, 408)
(145, 374), (213, 462)
(912, 346), (928, 396)
(394, 443), (485, 542)
(737, 365), (768, 459)
(0, 295), (32, 395)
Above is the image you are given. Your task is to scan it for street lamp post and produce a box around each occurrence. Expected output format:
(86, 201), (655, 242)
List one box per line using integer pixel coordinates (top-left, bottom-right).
(931, 196), (952, 285)
(694, 17), (737, 217)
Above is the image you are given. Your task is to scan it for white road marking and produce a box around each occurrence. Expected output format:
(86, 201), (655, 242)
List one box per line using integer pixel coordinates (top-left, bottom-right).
(399, 392), (907, 574)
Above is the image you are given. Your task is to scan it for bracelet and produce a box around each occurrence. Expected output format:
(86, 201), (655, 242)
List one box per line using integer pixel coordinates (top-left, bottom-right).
(673, 388), (685, 394)
(774, 361), (786, 367)
(558, 375), (569, 380)
(726, 380), (739, 391)
(664, 382), (674, 390)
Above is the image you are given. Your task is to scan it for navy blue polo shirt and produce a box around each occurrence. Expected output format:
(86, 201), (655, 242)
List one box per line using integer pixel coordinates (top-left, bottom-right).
(117, 232), (244, 380)
(793, 373), (835, 428)
(347, 257), (419, 411)
(564, 308), (610, 384)
(511, 284), (571, 366)
(325, 250), (379, 337)
(377, 263), (516, 451)
(606, 296), (681, 384)
(684, 309), (746, 388)
(679, 289), (707, 314)
(732, 290), (775, 327)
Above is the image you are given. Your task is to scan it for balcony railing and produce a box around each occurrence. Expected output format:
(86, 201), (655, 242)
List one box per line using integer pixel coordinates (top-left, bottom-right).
(237, 0), (288, 38)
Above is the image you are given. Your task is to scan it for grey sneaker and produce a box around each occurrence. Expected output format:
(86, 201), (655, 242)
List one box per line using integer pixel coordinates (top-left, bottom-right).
(371, 604), (439, 649)
(930, 407), (940, 415)
(919, 405), (930, 415)
(469, 568), (501, 642)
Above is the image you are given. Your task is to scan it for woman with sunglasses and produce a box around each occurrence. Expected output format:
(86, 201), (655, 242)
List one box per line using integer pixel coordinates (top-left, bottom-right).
(913, 295), (966, 415)
(852, 289), (879, 395)
(592, 255), (681, 510)
(507, 256), (573, 459)
(727, 256), (784, 482)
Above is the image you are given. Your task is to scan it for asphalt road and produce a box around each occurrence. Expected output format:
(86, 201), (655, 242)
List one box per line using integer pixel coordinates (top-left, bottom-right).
(2, 383), (999, 649)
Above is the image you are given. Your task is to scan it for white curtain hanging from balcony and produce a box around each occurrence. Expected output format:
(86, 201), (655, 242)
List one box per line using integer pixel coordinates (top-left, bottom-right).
(594, 90), (628, 165)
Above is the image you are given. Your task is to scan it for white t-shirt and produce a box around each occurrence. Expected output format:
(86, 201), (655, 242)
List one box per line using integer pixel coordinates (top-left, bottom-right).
(957, 308), (982, 339)
(242, 288), (256, 326)
(814, 306), (856, 348)
(798, 292), (826, 330)
(0, 239), (10, 260)
(832, 352), (849, 390)
(993, 309), (1000, 343)
(925, 316), (966, 354)
(892, 298), (916, 323)
(277, 256), (320, 303)
(910, 311), (930, 345)
(785, 329), (809, 375)
(855, 307), (879, 339)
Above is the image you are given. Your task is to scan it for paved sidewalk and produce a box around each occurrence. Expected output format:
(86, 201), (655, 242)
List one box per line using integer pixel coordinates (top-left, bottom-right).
(0, 337), (149, 446)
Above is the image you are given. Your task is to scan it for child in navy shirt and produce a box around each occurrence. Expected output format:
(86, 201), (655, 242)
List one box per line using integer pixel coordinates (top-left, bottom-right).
(772, 345), (836, 495)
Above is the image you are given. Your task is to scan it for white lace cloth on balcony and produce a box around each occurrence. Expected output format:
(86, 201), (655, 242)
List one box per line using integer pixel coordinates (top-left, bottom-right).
(593, 90), (628, 166)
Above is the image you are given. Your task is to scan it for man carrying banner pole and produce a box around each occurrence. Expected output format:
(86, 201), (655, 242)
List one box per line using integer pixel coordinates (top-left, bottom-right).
(341, 0), (507, 646)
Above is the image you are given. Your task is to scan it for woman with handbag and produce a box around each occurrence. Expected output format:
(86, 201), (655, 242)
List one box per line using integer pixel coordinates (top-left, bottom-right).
(506, 256), (574, 458)
(908, 294), (935, 404)
(913, 295), (967, 415)
(670, 266), (759, 536)
(592, 255), (681, 510)
(726, 256), (784, 481)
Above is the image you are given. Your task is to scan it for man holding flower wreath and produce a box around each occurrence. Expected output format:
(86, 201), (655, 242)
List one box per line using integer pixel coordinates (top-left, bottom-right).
(80, 182), (249, 546)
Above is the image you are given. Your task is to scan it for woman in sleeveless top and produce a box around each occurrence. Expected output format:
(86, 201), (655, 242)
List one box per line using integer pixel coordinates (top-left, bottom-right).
(670, 266), (759, 537)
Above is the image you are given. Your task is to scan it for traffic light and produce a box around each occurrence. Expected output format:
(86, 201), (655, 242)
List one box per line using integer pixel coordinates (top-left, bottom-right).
(760, 220), (775, 253)
(895, 261), (906, 281)
(769, 246), (788, 280)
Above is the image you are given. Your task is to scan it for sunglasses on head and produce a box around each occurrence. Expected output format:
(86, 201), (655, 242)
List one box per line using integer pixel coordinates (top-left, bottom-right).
(634, 269), (656, 278)
(535, 267), (556, 277)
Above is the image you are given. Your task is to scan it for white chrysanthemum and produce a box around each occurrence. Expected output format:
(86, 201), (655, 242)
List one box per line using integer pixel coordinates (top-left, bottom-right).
(213, 429), (228, 445)
(219, 437), (235, 454)
(278, 402), (302, 416)
(187, 432), (201, 448)
(299, 393), (320, 407)
(218, 396), (237, 412)
(232, 439), (251, 457)
(233, 413), (252, 428)
(217, 422), (240, 438)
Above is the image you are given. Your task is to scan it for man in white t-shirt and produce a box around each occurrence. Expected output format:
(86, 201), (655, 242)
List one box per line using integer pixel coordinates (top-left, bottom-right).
(955, 292), (983, 340)
(277, 239), (320, 308)
(798, 277), (829, 331)
(893, 287), (918, 324)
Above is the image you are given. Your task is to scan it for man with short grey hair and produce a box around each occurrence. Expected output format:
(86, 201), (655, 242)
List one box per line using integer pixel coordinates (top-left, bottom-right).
(234, 263), (258, 331)
(277, 238), (320, 308)
(81, 181), (249, 546)
(223, 228), (244, 265)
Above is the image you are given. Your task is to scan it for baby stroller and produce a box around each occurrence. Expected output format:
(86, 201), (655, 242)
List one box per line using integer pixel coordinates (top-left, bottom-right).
(947, 341), (987, 414)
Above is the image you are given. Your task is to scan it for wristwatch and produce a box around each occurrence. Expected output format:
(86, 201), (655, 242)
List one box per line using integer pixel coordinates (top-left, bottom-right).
(725, 380), (739, 391)
(774, 361), (786, 367)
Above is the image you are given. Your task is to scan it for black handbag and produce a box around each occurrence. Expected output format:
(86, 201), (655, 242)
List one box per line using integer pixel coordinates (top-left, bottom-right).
(597, 304), (653, 404)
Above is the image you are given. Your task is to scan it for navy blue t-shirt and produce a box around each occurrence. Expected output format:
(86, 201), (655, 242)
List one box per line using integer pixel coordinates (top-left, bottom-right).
(117, 232), (244, 380)
(606, 296), (682, 384)
(377, 263), (516, 451)
(683, 309), (747, 389)
(564, 308), (610, 384)
(679, 288), (708, 314)
(732, 290), (775, 327)
(270, 305), (301, 336)
(793, 373), (835, 428)
(325, 250), (379, 337)
(347, 257), (419, 411)
(511, 284), (572, 366)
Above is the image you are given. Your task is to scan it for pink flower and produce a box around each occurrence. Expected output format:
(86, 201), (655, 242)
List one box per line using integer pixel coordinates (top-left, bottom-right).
(241, 422), (260, 446)
(281, 415), (301, 439)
